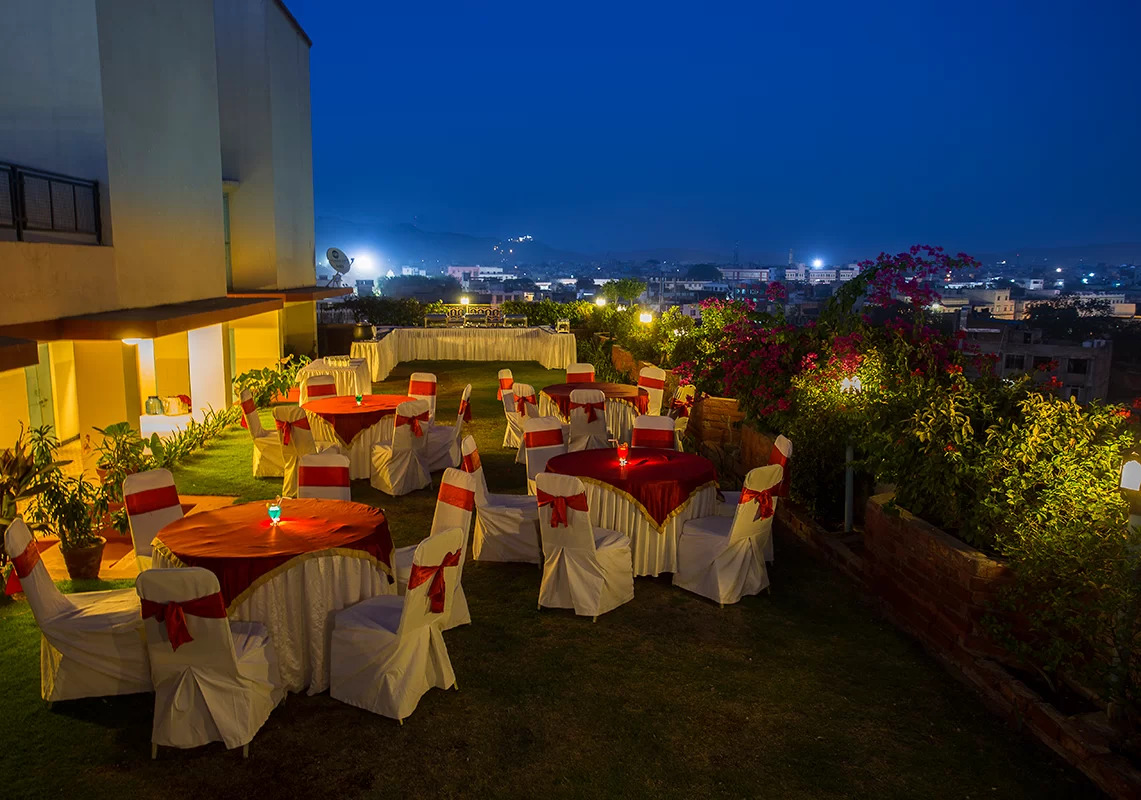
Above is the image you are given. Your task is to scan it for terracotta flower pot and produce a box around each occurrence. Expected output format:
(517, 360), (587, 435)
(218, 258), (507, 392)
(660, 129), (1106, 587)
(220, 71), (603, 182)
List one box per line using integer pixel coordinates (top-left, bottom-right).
(61, 536), (105, 581)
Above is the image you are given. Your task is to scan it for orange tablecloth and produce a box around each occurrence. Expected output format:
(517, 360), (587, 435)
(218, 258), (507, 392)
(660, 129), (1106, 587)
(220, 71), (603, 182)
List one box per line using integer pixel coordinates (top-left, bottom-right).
(302, 394), (413, 445)
(153, 499), (393, 607)
(541, 382), (649, 417)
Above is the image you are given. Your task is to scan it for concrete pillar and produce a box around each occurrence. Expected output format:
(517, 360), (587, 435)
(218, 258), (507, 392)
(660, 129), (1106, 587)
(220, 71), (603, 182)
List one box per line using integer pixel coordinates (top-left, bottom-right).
(187, 324), (230, 420)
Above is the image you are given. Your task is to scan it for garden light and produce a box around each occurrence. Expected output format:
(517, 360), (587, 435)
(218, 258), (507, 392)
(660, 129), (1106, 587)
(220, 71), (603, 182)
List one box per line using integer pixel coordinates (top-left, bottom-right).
(639, 312), (653, 324)
(460, 296), (470, 306)
(1122, 447), (1141, 527)
(595, 297), (606, 307)
(839, 374), (862, 532)
(839, 376), (863, 394)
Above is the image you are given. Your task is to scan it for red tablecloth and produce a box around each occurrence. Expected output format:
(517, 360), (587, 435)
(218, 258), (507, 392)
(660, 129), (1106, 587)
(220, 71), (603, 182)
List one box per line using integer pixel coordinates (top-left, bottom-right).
(153, 499), (393, 607)
(302, 394), (413, 445)
(542, 382), (649, 417)
(545, 448), (716, 526)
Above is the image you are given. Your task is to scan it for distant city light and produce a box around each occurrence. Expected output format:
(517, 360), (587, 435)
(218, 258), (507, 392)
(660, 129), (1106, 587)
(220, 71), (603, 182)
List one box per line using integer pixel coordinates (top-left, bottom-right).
(1088, 272), (1095, 277)
(1056, 267), (1063, 272)
(812, 258), (824, 268)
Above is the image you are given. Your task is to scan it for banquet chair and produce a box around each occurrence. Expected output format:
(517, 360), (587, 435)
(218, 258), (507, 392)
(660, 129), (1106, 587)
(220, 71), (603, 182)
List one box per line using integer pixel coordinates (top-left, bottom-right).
(463, 435), (542, 564)
(631, 415), (678, 450)
(298, 452), (351, 500)
(718, 435), (792, 562)
(500, 388), (524, 449)
(424, 383), (471, 472)
(567, 388), (610, 451)
(566, 362), (595, 383)
(536, 473), (634, 621)
(4, 517), (151, 703)
(300, 374), (338, 406)
(124, 468), (184, 572)
(329, 527), (463, 721)
(394, 468), (475, 629)
(408, 372), (438, 422)
(524, 416), (568, 495)
(273, 406), (321, 498)
(511, 382), (539, 463)
(496, 368), (514, 400)
(240, 389), (285, 478)
(136, 567), (282, 757)
(673, 464), (781, 606)
(370, 399), (432, 496)
(638, 366), (667, 415)
(668, 385), (697, 450)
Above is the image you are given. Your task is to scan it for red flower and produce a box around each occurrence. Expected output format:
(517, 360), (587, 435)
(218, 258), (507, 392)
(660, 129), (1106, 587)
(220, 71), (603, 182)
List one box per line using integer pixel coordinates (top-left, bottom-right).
(944, 444), (956, 452)
(946, 364), (962, 375)
(1044, 376), (1064, 390)
(1035, 359), (1058, 373)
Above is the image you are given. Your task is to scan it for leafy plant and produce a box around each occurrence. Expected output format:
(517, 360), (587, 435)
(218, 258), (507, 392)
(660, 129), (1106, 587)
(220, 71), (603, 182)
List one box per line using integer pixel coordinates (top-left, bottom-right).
(28, 474), (107, 552)
(234, 354), (310, 408)
(501, 299), (594, 327)
(0, 426), (65, 532)
(575, 337), (630, 384)
(342, 296), (424, 327)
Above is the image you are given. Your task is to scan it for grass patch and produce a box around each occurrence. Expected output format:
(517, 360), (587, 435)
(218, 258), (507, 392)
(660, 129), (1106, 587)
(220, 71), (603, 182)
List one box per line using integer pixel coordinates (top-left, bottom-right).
(0, 360), (1098, 798)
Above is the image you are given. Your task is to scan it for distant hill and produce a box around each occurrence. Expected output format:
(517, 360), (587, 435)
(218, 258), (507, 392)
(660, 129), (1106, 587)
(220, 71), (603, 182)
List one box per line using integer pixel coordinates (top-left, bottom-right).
(974, 242), (1141, 268)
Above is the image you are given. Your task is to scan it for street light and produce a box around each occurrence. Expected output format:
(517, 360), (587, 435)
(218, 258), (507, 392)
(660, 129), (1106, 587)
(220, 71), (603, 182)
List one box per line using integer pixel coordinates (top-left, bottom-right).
(595, 297), (606, 307)
(639, 312), (653, 325)
(1122, 446), (1141, 532)
(460, 296), (470, 306)
(839, 375), (863, 533)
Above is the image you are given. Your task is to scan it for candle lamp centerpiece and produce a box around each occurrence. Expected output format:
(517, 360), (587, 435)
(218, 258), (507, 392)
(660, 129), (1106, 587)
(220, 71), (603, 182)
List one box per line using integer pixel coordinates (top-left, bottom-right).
(267, 497), (283, 526)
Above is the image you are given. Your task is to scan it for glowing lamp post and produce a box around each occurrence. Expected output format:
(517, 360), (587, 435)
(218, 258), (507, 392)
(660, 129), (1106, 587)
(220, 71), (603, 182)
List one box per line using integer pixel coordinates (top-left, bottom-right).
(595, 296), (606, 307)
(839, 376), (863, 533)
(460, 296), (470, 307)
(639, 311), (653, 325)
(1122, 447), (1141, 532)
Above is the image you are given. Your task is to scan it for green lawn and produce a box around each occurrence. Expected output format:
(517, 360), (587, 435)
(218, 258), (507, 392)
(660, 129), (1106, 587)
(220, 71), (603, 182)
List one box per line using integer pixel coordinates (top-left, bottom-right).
(0, 361), (1098, 799)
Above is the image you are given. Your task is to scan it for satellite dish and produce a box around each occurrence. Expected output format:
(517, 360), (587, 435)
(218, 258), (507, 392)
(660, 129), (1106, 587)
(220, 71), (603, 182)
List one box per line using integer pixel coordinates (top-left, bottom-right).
(325, 247), (353, 286)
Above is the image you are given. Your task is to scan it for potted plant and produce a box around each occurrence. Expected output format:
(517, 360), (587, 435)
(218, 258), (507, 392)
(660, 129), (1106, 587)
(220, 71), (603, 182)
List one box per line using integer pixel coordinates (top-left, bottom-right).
(93, 422), (149, 535)
(30, 473), (109, 580)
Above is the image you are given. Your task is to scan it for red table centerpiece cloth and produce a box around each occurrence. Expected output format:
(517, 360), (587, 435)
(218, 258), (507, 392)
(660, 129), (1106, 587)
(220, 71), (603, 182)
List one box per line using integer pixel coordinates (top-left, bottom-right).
(541, 382), (649, 417)
(302, 394), (413, 445)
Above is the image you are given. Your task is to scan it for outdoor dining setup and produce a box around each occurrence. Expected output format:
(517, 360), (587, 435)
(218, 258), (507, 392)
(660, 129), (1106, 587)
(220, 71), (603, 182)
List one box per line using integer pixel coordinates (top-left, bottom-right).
(2, 357), (792, 762)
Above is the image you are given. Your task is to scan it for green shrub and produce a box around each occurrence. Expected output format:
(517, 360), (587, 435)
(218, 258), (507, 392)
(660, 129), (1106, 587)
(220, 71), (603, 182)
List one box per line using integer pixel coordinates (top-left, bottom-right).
(501, 299), (594, 327)
(234, 355), (310, 408)
(342, 296), (423, 327)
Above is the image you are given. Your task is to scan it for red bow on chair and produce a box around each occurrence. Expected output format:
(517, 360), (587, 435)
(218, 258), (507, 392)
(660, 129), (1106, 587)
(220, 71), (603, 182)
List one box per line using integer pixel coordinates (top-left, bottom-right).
(5, 539), (42, 594)
(239, 397), (256, 428)
(396, 410), (430, 437)
(140, 592), (227, 652)
(407, 549), (462, 613)
(536, 490), (588, 528)
(569, 400), (605, 423)
(459, 398), (472, 423)
(738, 486), (775, 521)
(496, 377), (513, 400)
(275, 416), (310, 446)
(669, 396), (694, 418)
(514, 394), (537, 416)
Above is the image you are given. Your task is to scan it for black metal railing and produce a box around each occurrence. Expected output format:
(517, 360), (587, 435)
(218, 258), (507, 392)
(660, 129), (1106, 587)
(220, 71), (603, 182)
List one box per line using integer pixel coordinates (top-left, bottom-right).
(1, 161), (101, 243)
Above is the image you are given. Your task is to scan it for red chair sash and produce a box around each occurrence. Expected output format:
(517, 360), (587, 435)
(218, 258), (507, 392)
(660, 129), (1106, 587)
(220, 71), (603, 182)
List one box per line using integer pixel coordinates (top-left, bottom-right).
(569, 400), (605, 423)
(459, 398), (472, 423)
(497, 377), (513, 400)
(275, 416), (310, 446)
(461, 449), (482, 474)
(407, 549), (462, 613)
(669, 396), (694, 418)
(239, 397), (257, 429)
(125, 484), (181, 516)
(639, 376), (666, 390)
(409, 379), (437, 396)
(308, 382), (337, 398)
(739, 486), (775, 521)
(141, 592), (227, 652)
(524, 428), (564, 449)
(567, 371), (595, 383)
(439, 482), (475, 511)
(768, 447), (791, 497)
(299, 465), (349, 487)
(536, 489), (588, 528)
(12, 540), (41, 578)
(514, 394), (537, 416)
(632, 427), (675, 449)
(396, 410), (430, 437)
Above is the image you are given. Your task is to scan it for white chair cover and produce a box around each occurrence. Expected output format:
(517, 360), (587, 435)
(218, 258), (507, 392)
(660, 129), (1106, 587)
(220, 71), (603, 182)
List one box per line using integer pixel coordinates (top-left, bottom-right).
(638, 366), (667, 415)
(524, 416), (568, 494)
(631, 414), (677, 450)
(4, 518), (151, 702)
(674, 464), (781, 605)
(240, 389), (284, 478)
(298, 452), (351, 501)
(408, 372), (438, 422)
(496, 368), (514, 400)
(536, 473), (634, 620)
(300, 373), (339, 406)
(462, 435), (542, 564)
(136, 568), (282, 752)
(424, 383), (471, 472)
(500, 388), (524, 449)
(273, 405), (318, 498)
(330, 528), (463, 720)
(511, 382), (540, 463)
(719, 435), (792, 562)
(566, 362), (595, 383)
(669, 385), (697, 449)
(123, 468), (183, 571)
(567, 388), (610, 451)
(370, 399), (431, 495)
(394, 468), (475, 630)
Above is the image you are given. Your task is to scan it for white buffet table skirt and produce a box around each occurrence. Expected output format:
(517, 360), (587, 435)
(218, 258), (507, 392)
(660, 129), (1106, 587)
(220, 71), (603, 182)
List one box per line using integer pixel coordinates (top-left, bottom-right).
(351, 327), (577, 382)
(297, 358), (372, 402)
(574, 481), (718, 576)
(539, 393), (638, 444)
(306, 414), (395, 479)
(151, 549), (394, 694)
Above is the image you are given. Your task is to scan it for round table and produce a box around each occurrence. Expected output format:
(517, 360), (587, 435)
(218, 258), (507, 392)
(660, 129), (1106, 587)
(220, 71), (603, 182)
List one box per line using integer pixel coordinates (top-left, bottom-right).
(540, 382), (648, 443)
(545, 448), (718, 576)
(303, 394), (414, 479)
(152, 498), (395, 693)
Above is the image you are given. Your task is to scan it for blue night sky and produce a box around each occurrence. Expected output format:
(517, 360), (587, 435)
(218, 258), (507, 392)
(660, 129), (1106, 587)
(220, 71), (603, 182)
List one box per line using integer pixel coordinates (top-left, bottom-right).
(287, 0), (1141, 261)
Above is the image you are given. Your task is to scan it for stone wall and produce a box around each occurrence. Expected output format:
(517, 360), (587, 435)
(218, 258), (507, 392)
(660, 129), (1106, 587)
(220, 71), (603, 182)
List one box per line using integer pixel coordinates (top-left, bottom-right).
(689, 396), (745, 446)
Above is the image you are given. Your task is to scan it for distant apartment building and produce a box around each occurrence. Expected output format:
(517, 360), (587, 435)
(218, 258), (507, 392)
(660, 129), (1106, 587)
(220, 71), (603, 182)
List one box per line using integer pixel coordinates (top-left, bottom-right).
(718, 267), (772, 282)
(963, 324), (1112, 402)
(446, 264), (502, 287)
(355, 279), (377, 297)
(401, 266), (427, 277)
(940, 288), (1016, 319)
(784, 264), (859, 284)
(0, 0), (340, 444)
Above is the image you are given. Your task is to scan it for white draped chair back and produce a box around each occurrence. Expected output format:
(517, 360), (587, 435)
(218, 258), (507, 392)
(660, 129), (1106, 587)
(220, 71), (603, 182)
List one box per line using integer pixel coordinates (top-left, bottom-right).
(728, 464), (782, 542)
(511, 382), (539, 419)
(424, 383), (472, 472)
(500, 387), (524, 449)
(298, 452), (351, 501)
(631, 415), (677, 450)
(408, 372), (438, 421)
(524, 416), (568, 494)
(370, 398), (432, 496)
(769, 434), (793, 498)
(568, 388), (609, 450)
(240, 389), (285, 478)
(394, 398), (430, 457)
(124, 468), (183, 571)
(4, 517), (73, 621)
(136, 567), (281, 752)
(535, 473), (598, 558)
(565, 363), (595, 383)
(638, 366), (667, 415)
(431, 467), (477, 538)
(273, 406), (316, 498)
(669, 384), (698, 449)
(496, 368), (514, 400)
(239, 388), (268, 438)
(458, 434), (489, 504)
(301, 374), (338, 405)
(397, 528), (466, 638)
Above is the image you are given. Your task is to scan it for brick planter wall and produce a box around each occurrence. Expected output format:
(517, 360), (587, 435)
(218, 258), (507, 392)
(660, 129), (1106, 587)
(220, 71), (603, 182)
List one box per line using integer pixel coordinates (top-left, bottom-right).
(689, 396), (745, 446)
